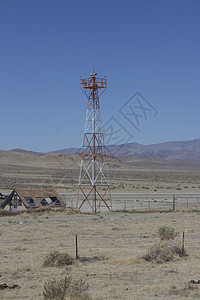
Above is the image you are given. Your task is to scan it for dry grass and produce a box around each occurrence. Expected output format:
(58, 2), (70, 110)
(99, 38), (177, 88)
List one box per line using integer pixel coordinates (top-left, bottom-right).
(0, 210), (200, 299)
(1, 148), (200, 299)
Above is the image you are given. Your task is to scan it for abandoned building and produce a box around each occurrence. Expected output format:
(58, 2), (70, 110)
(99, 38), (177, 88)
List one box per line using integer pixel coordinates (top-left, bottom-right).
(0, 189), (66, 211)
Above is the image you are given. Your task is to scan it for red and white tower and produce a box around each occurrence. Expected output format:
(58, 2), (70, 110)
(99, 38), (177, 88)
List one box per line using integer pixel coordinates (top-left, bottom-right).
(77, 71), (112, 214)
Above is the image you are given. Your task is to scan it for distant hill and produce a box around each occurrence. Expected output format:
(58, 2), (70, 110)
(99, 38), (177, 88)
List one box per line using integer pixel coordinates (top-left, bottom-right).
(119, 155), (200, 171)
(0, 151), (125, 170)
(48, 147), (81, 155)
(10, 148), (44, 156)
(49, 139), (200, 161)
(1, 148), (200, 172)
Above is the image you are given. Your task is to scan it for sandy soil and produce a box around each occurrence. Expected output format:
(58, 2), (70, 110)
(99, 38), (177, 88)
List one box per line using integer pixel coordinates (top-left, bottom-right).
(1, 150), (200, 194)
(1, 210), (200, 299)
(1, 152), (200, 299)
(1, 165), (200, 195)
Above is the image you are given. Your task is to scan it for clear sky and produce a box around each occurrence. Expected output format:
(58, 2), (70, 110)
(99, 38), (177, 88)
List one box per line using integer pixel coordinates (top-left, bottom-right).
(0, 0), (199, 152)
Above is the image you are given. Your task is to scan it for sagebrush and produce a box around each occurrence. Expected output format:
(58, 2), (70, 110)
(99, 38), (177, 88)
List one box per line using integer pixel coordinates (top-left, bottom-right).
(43, 275), (91, 300)
(143, 242), (186, 263)
(157, 226), (179, 240)
(43, 251), (74, 267)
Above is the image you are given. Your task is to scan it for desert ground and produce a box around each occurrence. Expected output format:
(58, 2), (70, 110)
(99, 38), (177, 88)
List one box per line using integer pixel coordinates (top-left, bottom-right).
(1, 151), (200, 299)
(1, 150), (200, 195)
(1, 210), (200, 299)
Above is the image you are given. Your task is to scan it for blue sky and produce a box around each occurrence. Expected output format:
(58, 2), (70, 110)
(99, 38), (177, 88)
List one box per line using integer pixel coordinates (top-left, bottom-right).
(0, 0), (199, 152)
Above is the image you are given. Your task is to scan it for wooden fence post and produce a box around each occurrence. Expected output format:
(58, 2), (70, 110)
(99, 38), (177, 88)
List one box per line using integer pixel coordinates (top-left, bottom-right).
(75, 235), (79, 260)
(173, 195), (175, 211)
(124, 200), (126, 211)
(182, 231), (185, 255)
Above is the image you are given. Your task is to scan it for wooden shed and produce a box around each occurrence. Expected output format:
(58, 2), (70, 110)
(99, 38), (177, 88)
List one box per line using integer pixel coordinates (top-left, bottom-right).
(1, 189), (66, 211)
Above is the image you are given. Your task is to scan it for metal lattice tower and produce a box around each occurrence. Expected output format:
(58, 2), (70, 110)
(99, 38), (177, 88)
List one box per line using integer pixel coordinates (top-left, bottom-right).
(77, 70), (112, 214)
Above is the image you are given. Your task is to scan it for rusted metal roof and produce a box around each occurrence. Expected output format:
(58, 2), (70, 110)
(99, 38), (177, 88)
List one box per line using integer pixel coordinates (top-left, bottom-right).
(1, 188), (66, 209)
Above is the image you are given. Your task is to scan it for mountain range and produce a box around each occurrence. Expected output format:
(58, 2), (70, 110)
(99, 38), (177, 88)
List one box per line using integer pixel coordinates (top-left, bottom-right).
(46, 139), (200, 161)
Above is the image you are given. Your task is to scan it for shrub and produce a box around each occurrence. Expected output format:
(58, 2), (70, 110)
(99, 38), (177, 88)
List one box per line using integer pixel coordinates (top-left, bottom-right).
(143, 242), (186, 263)
(170, 281), (199, 296)
(0, 210), (21, 216)
(43, 276), (71, 300)
(157, 226), (179, 240)
(70, 277), (91, 300)
(43, 251), (74, 267)
(43, 275), (91, 300)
